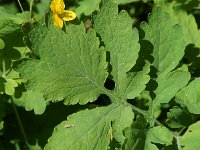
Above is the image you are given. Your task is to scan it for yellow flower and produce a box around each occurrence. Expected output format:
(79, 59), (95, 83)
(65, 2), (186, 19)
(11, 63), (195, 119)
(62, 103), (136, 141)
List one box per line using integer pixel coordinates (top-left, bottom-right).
(50, 0), (76, 28)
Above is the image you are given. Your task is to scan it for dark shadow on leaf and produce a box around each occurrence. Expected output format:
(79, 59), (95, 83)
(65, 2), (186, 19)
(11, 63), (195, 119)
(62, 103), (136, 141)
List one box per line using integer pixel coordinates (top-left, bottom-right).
(176, 0), (199, 11)
(0, 77), (6, 92)
(90, 94), (111, 106)
(184, 44), (200, 77)
(14, 84), (26, 98)
(129, 39), (154, 73)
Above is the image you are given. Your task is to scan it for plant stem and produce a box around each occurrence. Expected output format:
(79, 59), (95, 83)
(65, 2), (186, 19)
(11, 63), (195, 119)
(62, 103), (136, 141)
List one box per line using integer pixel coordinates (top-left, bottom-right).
(11, 98), (29, 147)
(130, 104), (163, 126)
(176, 136), (182, 150)
(30, 0), (34, 18)
(17, 0), (24, 12)
(2, 59), (6, 78)
(149, 101), (155, 127)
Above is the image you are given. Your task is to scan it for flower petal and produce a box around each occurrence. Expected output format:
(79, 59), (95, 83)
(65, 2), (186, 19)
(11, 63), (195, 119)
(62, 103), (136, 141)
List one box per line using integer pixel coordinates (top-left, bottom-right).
(59, 10), (76, 21)
(50, 0), (65, 14)
(53, 14), (63, 28)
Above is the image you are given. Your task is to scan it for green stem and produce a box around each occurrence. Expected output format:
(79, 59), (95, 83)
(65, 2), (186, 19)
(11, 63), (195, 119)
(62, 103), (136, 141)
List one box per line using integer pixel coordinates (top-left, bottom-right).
(11, 98), (29, 147)
(176, 136), (182, 150)
(29, 0), (34, 18)
(149, 101), (155, 127)
(131, 101), (183, 150)
(130, 104), (163, 126)
(2, 59), (6, 78)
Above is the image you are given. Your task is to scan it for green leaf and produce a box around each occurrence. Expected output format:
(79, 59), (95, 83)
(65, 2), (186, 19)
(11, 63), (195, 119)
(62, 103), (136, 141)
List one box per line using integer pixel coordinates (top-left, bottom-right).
(117, 0), (139, 5)
(20, 22), (108, 104)
(123, 117), (147, 150)
(0, 77), (18, 95)
(45, 104), (134, 150)
(173, 8), (200, 47)
(141, 5), (190, 107)
(0, 38), (5, 49)
(173, 0), (200, 11)
(76, 0), (101, 17)
(0, 69), (23, 95)
(154, 69), (190, 106)
(141, 6), (186, 76)
(144, 126), (174, 150)
(28, 141), (43, 150)
(0, 120), (3, 131)
(4, 78), (18, 95)
(176, 77), (200, 114)
(0, 6), (29, 36)
(33, 0), (51, 16)
(154, 3), (200, 48)
(149, 4), (200, 71)
(93, 0), (148, 100)
(166, 106), (194, 129)
(94, 0), (139, 76)
(180, 121), (200, 150)
(125, 62), (150, 99)
(13, 90), (46, 115)
(75, 0), (142, 17)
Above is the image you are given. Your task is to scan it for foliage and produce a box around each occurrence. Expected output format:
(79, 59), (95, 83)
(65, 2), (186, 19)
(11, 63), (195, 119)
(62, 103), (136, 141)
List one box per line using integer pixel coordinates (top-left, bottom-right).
(0, 0), (200, 149)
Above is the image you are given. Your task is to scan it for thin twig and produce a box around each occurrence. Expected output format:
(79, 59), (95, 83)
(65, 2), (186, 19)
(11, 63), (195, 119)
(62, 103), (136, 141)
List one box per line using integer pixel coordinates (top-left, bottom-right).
(17, 0), (24, 12)
(2, 59), (6, 78)
(11, 98), (29, 147)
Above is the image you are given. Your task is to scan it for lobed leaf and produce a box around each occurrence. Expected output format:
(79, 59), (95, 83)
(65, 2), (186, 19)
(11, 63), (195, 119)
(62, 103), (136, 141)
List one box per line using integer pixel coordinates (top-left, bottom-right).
(154, 70), (190, 106)
(20, 22), (108, 104)
(93, 0), (148, 101)
(0, 6), (29, 36)
(45, 104), (134, 150)
(144, 126), (174, 150)
(153, 3), (200, 48)
(166, 106), (194, 129)
(13, 90), (46, 115)
(141, 6), (186, 76)
(141, 5), (191, 107)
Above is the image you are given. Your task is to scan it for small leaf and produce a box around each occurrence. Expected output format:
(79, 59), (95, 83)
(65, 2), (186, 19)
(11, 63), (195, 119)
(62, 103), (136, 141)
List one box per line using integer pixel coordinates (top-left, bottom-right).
(145, 126), (174, 150)
(176, 77), (200, 114)
(180, 121), (200, 150)
(123, 117), (147, 150)
(4, 78), (18, 95)
(125, 62), (150, 99)
(154, 70), (190, 106)
(76, 0), (101, 17)
(13, 90), (46, 115)
(166, 106), (194, 129)
(0, 6), (29, 36)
